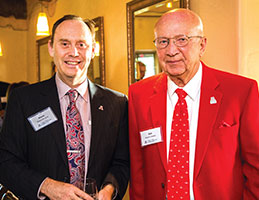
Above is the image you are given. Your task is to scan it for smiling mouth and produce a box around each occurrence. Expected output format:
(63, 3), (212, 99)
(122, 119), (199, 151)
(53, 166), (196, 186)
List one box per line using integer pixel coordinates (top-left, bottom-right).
(65, 61), (81, 65)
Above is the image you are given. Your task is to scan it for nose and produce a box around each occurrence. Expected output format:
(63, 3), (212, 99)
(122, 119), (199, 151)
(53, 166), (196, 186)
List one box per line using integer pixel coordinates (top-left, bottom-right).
(165, 40), (179, 57)
(69, 45), (79, 57)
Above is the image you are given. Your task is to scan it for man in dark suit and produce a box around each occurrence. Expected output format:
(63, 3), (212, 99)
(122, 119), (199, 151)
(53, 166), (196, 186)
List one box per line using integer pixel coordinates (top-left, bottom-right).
(0, 81), (9, 98)
(129, 9), (259, 200)
(0, 15), (129, 200)
(0, 81), (9, 110)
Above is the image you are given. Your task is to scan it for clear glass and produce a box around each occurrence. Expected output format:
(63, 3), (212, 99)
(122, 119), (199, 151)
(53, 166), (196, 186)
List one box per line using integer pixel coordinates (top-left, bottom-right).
(85, 178), (98, 200)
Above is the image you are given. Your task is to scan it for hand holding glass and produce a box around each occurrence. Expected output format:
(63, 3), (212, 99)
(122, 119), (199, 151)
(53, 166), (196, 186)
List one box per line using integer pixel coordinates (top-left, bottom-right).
(85, 178), (98, 200)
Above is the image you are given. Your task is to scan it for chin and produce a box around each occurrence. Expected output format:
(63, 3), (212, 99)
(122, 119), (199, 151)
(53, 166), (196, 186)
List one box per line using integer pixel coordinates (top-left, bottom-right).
(65, 68), (79, 74)
(166, 69), (186, 77)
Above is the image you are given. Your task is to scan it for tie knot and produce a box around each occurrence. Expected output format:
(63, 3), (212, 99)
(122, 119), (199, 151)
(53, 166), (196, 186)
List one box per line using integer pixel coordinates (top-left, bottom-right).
(175, 88), (187, 99)
(67, 89), (78, 103)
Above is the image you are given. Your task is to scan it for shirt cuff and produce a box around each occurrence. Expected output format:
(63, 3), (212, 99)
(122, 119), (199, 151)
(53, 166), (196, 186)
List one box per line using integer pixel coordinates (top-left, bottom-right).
(37, 177), (48, 200)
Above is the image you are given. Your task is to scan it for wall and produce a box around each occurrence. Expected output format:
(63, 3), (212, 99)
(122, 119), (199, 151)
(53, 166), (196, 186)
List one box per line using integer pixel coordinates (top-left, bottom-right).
(190, 0), (239, 74)
(239, 0), (259, 82)
(190, 0), (259, 84)
(0, 27), (27, 83)
(26, 3), (40, 83)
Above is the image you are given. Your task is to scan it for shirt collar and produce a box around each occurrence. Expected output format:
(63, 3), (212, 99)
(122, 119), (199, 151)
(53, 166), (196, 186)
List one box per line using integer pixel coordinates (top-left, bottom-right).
(55, 72), (89, 102)
(167, 62), (202, 101)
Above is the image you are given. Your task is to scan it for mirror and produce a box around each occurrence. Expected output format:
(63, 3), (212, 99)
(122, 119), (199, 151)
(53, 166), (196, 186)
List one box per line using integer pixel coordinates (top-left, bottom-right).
(37, 36), (53, 82)
(37, 16), (106, 86)
(88, 16), (106, 86)
(127, 0), (189, 84)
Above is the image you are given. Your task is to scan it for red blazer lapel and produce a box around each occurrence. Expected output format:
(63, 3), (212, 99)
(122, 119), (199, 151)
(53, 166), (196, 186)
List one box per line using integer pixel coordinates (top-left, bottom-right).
(194, 64), (223, 180)
(148, 73), (168, 172)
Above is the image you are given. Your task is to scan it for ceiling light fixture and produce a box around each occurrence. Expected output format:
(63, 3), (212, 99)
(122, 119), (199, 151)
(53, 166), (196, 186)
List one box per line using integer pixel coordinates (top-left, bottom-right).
(166, 2), (173, 8)
(95, 41), (100, 57)
(36, 8), (50, 36)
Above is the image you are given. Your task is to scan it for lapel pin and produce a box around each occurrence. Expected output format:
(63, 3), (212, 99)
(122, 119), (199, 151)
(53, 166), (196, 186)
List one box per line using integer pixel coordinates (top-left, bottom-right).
(210, 96), (217, 104)
(98, 105), (104, 111)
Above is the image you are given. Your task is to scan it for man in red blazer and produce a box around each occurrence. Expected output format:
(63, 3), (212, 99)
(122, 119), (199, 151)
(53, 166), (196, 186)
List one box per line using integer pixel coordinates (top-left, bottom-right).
(128, 9), (259, 200)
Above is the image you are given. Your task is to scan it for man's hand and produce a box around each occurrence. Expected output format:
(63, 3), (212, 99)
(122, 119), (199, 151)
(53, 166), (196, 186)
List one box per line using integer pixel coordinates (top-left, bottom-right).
(40, 178), (93, 200)
(98, 184), (115, 200)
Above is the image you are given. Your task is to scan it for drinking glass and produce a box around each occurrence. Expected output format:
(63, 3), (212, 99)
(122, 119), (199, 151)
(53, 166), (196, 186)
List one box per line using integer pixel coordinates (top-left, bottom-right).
(85, 178), (98, 200)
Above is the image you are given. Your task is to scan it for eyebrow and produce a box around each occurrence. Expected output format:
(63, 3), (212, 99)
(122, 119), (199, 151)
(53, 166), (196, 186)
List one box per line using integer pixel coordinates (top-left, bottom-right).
(77, 39), (87, 43)
(157, 34), (186, 38)
(58, 39), (70, 43)
(58, 39), (87, 43)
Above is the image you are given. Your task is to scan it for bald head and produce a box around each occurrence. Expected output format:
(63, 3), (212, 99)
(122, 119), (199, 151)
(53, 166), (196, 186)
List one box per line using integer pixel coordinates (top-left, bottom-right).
(155, 9), (204, 37)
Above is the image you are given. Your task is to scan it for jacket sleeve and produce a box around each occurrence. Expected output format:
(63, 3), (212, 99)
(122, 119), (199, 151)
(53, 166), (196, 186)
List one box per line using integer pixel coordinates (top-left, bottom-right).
(128, 86), (145, 200)
(240, 80), (259, 199)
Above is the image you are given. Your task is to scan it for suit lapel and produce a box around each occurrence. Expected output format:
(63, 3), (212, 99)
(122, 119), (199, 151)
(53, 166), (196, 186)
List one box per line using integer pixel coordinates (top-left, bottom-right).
(40, 76), (68, 169)
(87, 81), (104, 170)
(149, 73), (168, 172)
(194, 65), (222, 179)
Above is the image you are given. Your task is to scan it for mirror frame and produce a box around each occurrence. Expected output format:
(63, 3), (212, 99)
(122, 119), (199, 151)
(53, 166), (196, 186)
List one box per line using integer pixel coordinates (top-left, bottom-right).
(37, 16), (106, 86)
(92, 16), (106, 86)
(37, 35), (51, 82)
(126, 0), (190, 85)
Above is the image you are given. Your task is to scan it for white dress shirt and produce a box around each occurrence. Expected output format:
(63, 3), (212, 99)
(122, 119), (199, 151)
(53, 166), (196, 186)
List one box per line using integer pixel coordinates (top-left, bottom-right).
(166, 63), (202, 200)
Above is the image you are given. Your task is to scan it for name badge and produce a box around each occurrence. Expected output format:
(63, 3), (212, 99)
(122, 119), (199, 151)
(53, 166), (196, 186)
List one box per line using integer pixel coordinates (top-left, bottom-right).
(140, 127), (163, 147)
(28, 107), (57, 131)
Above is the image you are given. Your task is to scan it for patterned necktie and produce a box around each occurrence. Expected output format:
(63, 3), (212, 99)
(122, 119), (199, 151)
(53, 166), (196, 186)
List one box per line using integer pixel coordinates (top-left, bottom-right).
(66, 89), (85, 190)
(167, 88), (190, 200)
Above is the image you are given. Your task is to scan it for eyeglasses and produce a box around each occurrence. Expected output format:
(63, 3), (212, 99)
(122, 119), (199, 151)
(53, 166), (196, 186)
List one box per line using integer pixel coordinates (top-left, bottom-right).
(153, 35), (203, 49)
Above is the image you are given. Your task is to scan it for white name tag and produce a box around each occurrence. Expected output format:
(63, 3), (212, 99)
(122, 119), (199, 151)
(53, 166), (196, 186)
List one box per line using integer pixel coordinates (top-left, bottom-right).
(27, 107), (57, 131)
(140, 127), (163, 147)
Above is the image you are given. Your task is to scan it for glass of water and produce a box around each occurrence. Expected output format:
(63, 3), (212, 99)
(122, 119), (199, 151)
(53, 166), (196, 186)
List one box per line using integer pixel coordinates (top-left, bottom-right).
(85, 178), (98, 200)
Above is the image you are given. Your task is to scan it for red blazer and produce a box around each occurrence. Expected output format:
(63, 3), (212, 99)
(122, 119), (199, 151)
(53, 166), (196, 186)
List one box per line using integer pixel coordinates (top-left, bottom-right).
(128, 63), (259, 200)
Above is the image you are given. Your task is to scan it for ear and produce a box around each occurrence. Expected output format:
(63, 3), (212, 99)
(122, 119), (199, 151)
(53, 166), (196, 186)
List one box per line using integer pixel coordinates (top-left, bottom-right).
(48, 40), (54, 57)
(199, 37), (207, 58)
(91, 42), (96, 59)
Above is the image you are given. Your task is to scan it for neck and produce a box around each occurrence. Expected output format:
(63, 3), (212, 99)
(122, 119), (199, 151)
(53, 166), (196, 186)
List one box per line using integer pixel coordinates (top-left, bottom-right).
(57, 73), (87, 88)
(169, 76), (187, 87)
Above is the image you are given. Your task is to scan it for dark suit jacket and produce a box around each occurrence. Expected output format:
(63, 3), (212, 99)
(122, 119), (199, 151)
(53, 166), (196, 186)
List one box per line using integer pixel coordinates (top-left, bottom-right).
(0, 81), (9, 97)
(128, 62), (259, 200)
(0, 75), (129, 200)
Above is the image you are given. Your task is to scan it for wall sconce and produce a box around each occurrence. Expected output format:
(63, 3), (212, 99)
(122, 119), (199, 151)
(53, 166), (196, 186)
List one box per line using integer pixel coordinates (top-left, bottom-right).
(95, 41), (100, 57)
(166, 2), (173, 8)
(0, 42), (3, 56)
(36, 12), (50, 36)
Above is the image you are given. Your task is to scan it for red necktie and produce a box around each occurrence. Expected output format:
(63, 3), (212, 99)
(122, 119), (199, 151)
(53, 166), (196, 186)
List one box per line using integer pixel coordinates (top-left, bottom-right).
(167, 89), (190, 200)
(66, 89), (85, 190)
